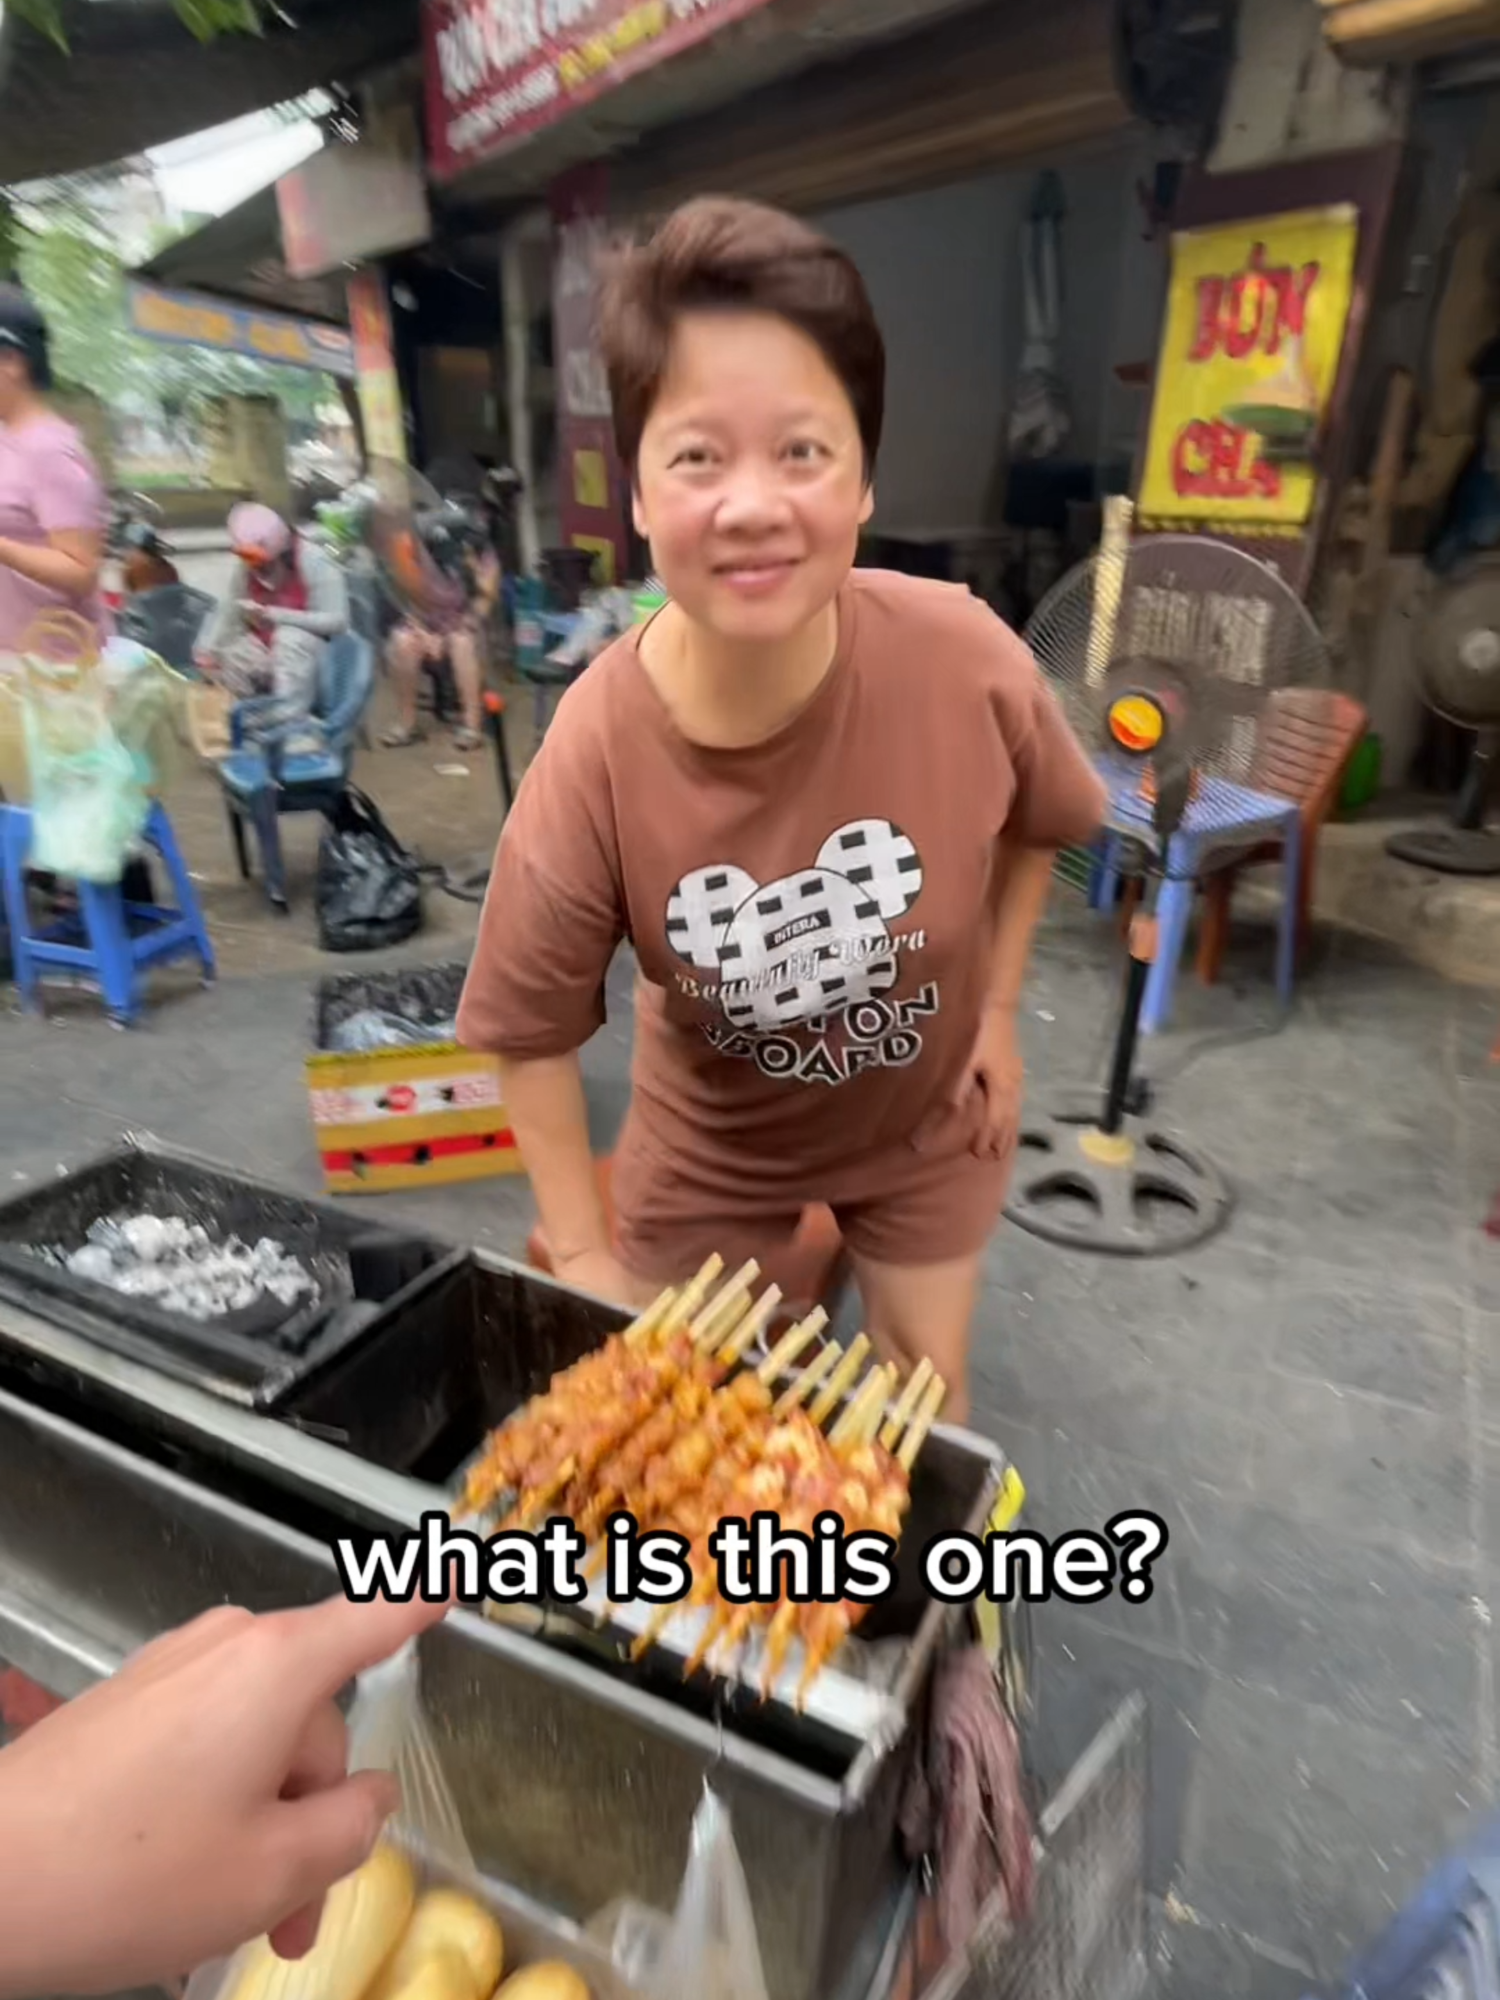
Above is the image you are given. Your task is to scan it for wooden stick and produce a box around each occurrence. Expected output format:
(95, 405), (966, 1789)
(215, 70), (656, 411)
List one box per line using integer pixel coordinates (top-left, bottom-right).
(661, 1255), (725, 1334)
(809, 1334), (870, 1427)
(897, 1375), (948, 1475)
(622, 1285), (683, 1350)
(717, 1285), (785, 1367)
(830, 1365), (891, 1449)
(864, 1367), (903, 1446)
(774, 1342), (843, 1415)
(690, 1260), (760, 1348)
(754, 1310), (820, 1384)
(880, 1359), (934, 1452)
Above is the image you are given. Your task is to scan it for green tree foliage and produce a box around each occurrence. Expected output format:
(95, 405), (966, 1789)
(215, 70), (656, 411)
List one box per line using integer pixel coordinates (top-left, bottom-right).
(15, 199), (332, 449)
(6, 0), (258, 51)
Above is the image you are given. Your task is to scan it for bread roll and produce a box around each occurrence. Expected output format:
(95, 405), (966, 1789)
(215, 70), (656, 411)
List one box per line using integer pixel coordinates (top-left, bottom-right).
(223, 1844), (417, 2000)
(493, 1964), (590, 2000)
(373, 1947), (477, 2000)
(368, 1890), (504, 2000)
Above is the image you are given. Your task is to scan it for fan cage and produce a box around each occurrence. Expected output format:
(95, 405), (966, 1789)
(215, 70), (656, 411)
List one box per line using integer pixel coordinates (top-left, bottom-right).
(1024, 535), (1332, 787)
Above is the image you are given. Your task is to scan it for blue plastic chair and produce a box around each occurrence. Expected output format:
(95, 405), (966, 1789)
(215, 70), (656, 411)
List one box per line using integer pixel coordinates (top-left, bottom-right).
(217, 632), (375, 913)
(1089, 768), (1303, 1035)
(0, 800), (216, 1027)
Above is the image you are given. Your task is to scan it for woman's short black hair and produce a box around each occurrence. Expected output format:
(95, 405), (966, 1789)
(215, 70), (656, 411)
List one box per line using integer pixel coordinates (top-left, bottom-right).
(0, 284), (54, 393)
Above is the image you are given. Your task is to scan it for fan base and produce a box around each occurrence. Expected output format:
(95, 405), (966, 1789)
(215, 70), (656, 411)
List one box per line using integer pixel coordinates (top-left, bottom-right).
(1385, 827), (1500, 877)
(1005, 1101), (1233, 1256)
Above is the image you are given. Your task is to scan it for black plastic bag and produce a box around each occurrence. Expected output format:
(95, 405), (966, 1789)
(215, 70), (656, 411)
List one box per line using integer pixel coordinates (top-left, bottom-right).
(316, 787), (424, 954)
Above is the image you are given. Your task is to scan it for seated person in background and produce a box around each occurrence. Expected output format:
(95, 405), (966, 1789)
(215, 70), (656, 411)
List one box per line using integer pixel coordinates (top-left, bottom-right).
(380, 508), (498, 754)
(119, 522), (180, 597)
(195, 502), (348, 712)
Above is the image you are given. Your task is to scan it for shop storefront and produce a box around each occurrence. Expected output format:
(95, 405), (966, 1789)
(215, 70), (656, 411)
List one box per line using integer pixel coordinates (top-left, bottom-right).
(417, 0), (1176, 614)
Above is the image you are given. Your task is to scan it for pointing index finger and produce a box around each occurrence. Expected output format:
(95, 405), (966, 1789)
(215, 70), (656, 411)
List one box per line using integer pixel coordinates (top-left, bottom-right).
(268, 1590), (452, 1704)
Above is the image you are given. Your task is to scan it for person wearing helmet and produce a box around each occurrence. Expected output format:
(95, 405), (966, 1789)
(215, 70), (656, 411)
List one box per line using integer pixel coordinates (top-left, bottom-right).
(380, 499), (499, 754)
(120, 519), (181, 598)
(0, 284), (109, 655)
(195, 501), (349, 711)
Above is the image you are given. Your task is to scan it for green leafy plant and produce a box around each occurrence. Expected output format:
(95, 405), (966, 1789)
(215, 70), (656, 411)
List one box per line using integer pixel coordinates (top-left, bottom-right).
(6, 0), (260, 52)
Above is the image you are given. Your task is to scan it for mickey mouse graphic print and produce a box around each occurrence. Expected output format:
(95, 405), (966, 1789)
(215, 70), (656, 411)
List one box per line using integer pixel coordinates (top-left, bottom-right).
(457, 569), (1106, 1202)
(666, 817), (922, 1062)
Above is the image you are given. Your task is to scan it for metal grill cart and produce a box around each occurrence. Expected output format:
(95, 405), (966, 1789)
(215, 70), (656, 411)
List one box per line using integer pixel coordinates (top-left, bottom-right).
(0, 1138), (1148, 2000)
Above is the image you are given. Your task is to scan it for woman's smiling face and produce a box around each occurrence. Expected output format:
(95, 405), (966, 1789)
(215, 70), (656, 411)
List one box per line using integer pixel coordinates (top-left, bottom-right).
(632, 308), (874, 646)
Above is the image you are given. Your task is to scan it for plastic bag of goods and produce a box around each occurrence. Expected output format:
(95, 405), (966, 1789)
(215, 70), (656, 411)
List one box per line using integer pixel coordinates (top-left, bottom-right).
(18, 632), (153, 885)
(590, 1788), (770, 2000)
(182, 1642), (596, 2000)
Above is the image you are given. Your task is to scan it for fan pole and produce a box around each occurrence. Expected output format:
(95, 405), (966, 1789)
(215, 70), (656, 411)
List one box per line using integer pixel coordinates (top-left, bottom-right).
(1101, 920), (1153, 1137)
(1006, 727), (1234, 1257)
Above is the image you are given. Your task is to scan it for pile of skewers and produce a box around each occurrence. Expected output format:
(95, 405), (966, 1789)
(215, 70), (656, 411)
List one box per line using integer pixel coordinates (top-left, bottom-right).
(457, 1256), (947, 1709)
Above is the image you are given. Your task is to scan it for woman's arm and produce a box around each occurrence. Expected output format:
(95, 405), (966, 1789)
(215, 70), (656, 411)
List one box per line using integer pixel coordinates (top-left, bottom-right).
(985, 839), (1056, 1011)
(456, 704), (644, 1304)
(196, 563), (246, 663)
(0, 527), (102, 602)
(497, 1052), (652, 1303)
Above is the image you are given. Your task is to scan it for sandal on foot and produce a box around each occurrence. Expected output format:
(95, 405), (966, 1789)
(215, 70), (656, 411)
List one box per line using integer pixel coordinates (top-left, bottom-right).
(380, 723), (425, 748)
(451, 726), (484, 752)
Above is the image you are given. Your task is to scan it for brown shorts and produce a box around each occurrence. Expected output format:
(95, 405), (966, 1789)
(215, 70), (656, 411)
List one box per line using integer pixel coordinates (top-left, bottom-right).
(610, 1099), (1011, 1289)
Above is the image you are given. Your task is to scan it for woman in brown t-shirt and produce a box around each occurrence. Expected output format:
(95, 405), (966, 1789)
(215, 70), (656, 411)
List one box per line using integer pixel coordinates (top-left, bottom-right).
(458, 198), (1105, 1421)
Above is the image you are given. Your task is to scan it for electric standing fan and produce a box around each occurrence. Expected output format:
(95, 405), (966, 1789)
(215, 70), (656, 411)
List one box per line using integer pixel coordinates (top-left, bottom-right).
(357, 457), (473, 631)
(1385, 553), (1500, 876)
(1007, 524), (1334, 1255)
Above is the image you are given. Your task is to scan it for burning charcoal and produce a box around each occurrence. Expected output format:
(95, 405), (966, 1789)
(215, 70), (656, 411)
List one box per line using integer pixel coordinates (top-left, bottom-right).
(120, 1216), (174, 1263)
(67, 1243), (117, 1285)
(30, 1208), (321, 1326)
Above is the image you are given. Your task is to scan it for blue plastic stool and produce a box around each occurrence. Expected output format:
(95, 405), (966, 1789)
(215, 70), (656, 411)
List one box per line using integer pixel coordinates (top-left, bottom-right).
(0, 800), (216, 1027)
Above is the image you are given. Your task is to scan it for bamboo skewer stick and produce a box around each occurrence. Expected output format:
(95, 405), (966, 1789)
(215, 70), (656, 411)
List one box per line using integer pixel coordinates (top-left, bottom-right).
(659, 1254), (725, 1335)
(830, 1364), (895, 1449)
(808, 1335), (870, 1426)
(715, 1285), (784, 1367)
(775, 1339), (842, 1414)
(689, 1260), (760, 1348)
(897, 1374), (948, 1475)
(743, 1307), (819, 1381)
(880, 1359), (934, 1452)
(621, 1285), (684, 1350)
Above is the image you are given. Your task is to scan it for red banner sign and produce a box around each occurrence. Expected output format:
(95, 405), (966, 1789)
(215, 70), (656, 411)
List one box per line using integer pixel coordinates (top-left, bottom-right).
(423, 0), (776, 182)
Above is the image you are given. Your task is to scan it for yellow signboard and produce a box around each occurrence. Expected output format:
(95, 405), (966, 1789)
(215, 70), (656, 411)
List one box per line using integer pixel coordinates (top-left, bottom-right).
(1138, 205), (1360, 532)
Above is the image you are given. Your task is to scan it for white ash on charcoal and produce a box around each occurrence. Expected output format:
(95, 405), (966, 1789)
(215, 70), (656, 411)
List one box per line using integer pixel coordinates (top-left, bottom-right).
(37, 1213), (319, 1321)
(325, 1008), (458, 1054)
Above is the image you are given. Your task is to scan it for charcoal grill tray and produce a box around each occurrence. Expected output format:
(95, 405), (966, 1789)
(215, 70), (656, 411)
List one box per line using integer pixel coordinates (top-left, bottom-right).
(0, 1139), (465, 1409)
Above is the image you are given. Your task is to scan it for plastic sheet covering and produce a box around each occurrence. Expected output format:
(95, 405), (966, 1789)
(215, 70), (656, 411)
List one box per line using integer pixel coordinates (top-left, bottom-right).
(591, 1787), (770, 2000)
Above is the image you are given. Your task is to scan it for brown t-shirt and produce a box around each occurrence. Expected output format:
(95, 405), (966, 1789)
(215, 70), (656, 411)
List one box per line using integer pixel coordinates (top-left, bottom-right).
(458, 570), (1106, 1182)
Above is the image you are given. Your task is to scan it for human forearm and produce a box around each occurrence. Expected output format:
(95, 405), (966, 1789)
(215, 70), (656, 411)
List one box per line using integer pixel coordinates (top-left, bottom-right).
(0, 1762), (71, 2000)
(0, 536), (98, 601)
(499, 1051), (613, 1263)
(986, 842), (1056, 1010)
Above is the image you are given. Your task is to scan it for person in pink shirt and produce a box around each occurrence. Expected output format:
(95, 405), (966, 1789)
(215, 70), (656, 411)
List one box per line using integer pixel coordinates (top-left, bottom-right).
(0, 284), (108, 655)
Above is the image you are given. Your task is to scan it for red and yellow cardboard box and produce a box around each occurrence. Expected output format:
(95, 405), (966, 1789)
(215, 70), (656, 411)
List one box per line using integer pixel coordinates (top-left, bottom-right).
(307, 965), (527, 1195)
